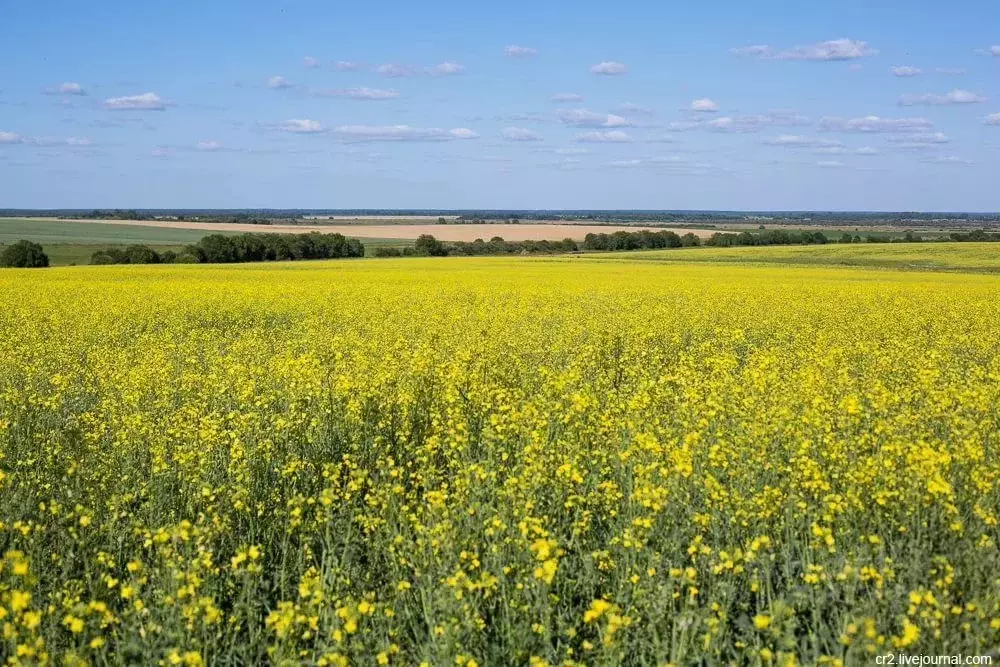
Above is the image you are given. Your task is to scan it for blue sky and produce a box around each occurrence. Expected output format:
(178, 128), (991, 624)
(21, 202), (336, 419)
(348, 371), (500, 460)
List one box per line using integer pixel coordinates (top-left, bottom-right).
(1, 0), (998, 210)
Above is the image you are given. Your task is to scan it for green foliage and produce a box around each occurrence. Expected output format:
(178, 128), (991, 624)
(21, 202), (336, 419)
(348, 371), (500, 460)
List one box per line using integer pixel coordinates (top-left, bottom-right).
(583, 230), (690, 251)
(185, 232), (365, 264)
(91, 245), (164, 265)
(706, 230), (829, 247)
(413, 234), (449, 256)
(0, 240), (49, 268)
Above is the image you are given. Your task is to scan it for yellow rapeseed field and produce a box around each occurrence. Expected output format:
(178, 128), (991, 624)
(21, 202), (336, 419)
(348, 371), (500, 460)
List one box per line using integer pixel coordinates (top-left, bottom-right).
(1, 253), (999, 665)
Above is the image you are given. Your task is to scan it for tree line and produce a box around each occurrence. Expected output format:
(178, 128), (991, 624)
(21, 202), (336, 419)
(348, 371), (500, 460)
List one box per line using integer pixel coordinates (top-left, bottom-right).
(583, 230), (702, 251)
(92, 232), (365, 265)
(374, 235), (579, 257)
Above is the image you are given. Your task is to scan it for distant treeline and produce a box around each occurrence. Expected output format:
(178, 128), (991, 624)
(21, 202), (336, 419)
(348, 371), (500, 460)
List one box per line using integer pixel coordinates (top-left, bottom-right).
(374, 235), (579, 257)
(79, 210), (281, 225)
(91, 232), (364, 265)
(583, 230), (702, 250)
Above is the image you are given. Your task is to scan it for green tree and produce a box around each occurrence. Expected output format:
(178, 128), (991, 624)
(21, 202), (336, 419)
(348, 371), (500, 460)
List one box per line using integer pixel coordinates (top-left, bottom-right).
(414, 234), (448, 256)
(0, 240), (49, 268)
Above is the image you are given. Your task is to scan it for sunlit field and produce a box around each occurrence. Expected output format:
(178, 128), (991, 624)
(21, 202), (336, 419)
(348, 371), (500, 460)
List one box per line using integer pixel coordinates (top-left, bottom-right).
(2, 251), (999, 665)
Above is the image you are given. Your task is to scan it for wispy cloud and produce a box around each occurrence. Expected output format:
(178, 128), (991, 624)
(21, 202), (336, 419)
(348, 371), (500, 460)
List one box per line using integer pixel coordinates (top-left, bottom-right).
(504, 45), (537, 58)
(890, 66), (921, 77)
(104, 92), (167, 110)
(276, 119), (325, 134)
(899, 89), (986, 106)
(575, 130), (631, 143)
(335, 60), (366, 72)
(377, 63), (420, 77)
(590, 61), (628, 75)
(762, 135), (842, 147)
(819, 115), (933, 133)
(557, 109), (631, 128)
(920, 155), (973, 165)
(619, 102), (653, 115)
(706, 111), (809, 133)
(934, 67), (967, 75)
(197, 140), (226, 151)
(0, 131), (95, 147)
(267, 76), (292, 89)
(986, 113), (1000, 126)
(332, 125), (478, 142)
(376, 62), (465, 77)
(501, 127), (543, 142)
(551, 93), (584, 103)
(886, 132), (951, 148)
(311, 87), (399, 100)
(732, 38), (877, 61)
(43, 82), (86, 95)
(429, 61), (466, 76)
(690, 98), (719, 112)
(817, 160), (845, 168)
(303, 56), (320, 69)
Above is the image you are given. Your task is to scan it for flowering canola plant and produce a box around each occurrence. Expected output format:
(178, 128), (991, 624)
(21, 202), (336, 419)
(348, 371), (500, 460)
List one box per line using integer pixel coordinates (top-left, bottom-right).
(1, 254), (999, 665)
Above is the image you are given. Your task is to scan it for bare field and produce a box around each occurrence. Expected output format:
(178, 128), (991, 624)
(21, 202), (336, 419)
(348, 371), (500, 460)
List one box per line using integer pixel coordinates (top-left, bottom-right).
(35, 218), (715, 242)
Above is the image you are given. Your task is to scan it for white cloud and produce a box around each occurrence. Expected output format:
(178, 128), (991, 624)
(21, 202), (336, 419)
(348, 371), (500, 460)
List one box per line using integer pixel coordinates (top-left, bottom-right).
(197, 140), (225, 151)
(504, 45), (537, 58)
(553, 147), (589, 155)
(985, 113), (1000, 126)
(104, 92), (167, 110)
(817, 160), (845, 168)
(891, 66), (921, 77)
(150, 147), (173, 158)
(856, 146), (879, 155)
(665, 120), (701, 132)
(267, 76), (292, 89)
(312, 87), (399, 100)
(610, 159), (643, 167)
(574, 130), (631, 143)
(557, 109), (631, 128)
(619, 102), (653, 115)
(921, 155), (973, 165)
(886, 132), (951, 148)
(277, 119), (325, 133)
(551, 93), (584, 103)
(44, 82), (86, 95)
(819, 115), (933, 132)
(731, 45), (771, 58)
(732, 38), (877, 61)
(1, 131), (93, 147)
(899, 89), (986, 106)
(332, 125), (478, 142)
(377, 63), (419, 77)
(303, 56), (320, 69)
(501, 127), (543, 142)
(992, 46), (1000, 56)
(610, 155), (689, 168)
(762, 135), (815, 146)
(335, 60), (365, 71)
(590, 61), (628, 75)
(708, 111), (809, 133)
(690, 98), (719, 112)
(429, 61), (465, 75)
